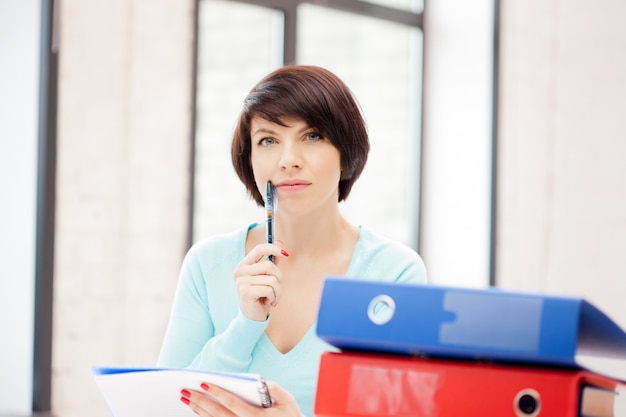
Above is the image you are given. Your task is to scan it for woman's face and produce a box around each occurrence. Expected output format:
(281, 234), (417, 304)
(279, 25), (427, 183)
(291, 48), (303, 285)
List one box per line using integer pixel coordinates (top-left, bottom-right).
(250, 116), (342, 215)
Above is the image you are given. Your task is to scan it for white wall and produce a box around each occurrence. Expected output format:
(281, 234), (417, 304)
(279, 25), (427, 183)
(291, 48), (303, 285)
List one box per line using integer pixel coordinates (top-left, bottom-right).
(497, 0), (626, 328)
(52, 1), (194, 416)
(0, 0), (42, 415)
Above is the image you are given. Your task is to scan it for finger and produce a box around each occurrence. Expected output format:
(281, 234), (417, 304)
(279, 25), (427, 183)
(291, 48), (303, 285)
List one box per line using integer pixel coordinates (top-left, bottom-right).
(240, 281), (278, 305)
(181, 388), (236, 417)
(234, 267), (283, 302)
(234, 278), (280, 320)
(235, 260), (281, 281)
(234, 268), (283, 320)
(240, 244), (289, 265)
(197, 383), (259, 416)
(236, 273), (281, 293)
(264, 380), (298, 409)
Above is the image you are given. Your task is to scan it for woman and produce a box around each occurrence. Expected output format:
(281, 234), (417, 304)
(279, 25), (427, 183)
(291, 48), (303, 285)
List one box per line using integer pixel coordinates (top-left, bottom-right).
(157, 65), (428, 416)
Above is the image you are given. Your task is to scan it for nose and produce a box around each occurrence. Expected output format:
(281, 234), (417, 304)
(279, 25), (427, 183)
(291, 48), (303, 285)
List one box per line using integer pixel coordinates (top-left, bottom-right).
(279, 143), (303, 170)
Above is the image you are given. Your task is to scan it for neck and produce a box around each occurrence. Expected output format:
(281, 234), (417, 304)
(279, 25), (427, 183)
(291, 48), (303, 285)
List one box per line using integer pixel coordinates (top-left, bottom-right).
(274, 206), (356, 257)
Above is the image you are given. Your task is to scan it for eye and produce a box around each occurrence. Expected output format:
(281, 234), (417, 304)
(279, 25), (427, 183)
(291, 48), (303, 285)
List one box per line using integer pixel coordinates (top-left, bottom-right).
(305, 132), (323, 141)
(258, 137), (276, 146)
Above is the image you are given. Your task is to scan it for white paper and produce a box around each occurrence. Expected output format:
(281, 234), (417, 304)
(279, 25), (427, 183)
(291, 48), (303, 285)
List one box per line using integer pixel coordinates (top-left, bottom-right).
(93, 367), (270, 417)
(575, 354), (626, 383)
(615, 384), (626, 417)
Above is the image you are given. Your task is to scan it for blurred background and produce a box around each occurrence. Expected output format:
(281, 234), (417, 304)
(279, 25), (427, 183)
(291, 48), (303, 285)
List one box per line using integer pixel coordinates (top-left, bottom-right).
(1, 0), (625, 416)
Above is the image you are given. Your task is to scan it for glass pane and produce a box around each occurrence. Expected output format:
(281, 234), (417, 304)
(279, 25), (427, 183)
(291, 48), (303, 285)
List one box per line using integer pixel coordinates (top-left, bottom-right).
(365, 0), (423, 13)
(194, 0), (281, 242)
(298, 4), (423, 248)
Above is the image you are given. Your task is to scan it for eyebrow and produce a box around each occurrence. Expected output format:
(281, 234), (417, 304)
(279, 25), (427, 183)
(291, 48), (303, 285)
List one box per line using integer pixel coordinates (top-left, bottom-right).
(251, 127), (276, 138)
(251, 124), (312, 138)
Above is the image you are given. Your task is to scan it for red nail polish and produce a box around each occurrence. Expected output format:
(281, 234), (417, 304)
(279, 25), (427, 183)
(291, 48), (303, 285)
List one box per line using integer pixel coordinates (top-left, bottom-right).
(200, 382), (209, 391)
(281, 249), (289, 257)
(180, 396), (190, 405)
(180, 389), (191, 398)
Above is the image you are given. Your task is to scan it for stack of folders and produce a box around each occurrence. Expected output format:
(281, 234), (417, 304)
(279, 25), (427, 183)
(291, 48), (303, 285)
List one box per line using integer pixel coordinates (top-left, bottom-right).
(315, 277), (626, 417)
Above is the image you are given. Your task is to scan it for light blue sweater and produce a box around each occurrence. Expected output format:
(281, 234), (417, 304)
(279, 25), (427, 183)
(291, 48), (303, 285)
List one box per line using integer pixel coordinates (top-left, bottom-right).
(157, 223), (427, 416)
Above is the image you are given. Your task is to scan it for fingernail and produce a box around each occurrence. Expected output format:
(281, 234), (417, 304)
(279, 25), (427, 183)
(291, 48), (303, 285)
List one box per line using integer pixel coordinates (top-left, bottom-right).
(180, 396), (190, 405)
(200, 382), (209, 391)
(180, 389), (191, 398)
(281, 249), (289, 257)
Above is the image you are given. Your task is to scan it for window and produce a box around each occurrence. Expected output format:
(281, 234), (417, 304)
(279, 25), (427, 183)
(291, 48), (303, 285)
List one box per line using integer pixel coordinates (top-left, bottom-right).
(193, 0), (424, 248)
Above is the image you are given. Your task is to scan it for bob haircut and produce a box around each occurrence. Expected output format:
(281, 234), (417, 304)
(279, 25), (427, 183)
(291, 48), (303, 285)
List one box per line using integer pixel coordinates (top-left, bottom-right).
(231, 65), (370, 207)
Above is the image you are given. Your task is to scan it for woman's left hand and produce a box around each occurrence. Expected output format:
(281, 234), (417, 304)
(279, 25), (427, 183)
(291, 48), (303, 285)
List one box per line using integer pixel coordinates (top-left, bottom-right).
(180, 380), (301, 417)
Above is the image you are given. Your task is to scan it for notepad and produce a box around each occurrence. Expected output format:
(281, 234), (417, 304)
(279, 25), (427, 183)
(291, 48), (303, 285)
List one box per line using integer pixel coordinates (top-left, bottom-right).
(93, 366), (271, 417)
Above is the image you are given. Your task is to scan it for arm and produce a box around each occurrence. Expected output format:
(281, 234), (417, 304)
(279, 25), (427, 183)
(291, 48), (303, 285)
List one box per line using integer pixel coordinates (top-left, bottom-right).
(158, 236), (287, 372)
(157, 242), (267, 371)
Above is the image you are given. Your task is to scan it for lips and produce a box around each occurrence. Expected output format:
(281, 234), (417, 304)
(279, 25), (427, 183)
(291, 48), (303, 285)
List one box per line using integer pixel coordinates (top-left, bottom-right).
(276, 180), (312, 191)
(277, 180), (311, 187)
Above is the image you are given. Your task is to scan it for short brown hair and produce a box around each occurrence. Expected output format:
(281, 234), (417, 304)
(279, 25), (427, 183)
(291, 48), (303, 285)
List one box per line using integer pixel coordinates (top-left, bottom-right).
(231, 65), (370, 207)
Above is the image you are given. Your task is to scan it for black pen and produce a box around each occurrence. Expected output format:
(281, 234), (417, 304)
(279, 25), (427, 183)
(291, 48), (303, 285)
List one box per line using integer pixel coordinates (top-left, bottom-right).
(265, 181), (277, 263)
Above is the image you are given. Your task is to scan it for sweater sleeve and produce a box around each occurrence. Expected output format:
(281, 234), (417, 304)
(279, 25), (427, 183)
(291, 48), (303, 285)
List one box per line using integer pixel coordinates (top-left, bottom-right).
(187, 310), (268, 371)
(157, 232), (267, 372)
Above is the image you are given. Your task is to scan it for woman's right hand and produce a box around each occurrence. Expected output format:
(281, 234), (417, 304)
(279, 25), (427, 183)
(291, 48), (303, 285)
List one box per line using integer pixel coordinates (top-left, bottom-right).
(233, 243), (289, 321)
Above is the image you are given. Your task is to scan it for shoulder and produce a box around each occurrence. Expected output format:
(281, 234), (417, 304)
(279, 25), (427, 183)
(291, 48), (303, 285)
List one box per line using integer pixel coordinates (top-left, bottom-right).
(357, 226), (417, 257)
(189, 224), (250, 253)
(351, 226), (428, 284)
